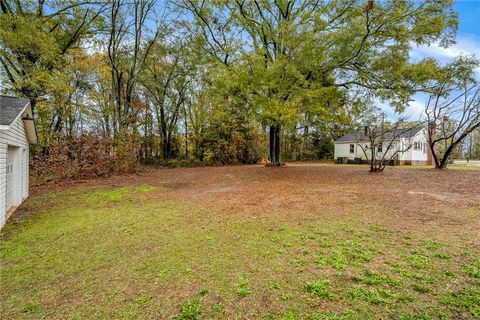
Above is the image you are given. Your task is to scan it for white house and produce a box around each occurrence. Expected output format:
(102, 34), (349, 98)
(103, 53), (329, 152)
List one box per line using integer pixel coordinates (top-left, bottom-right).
(0, 95), (37, 228)
(334, 126), (432, 165)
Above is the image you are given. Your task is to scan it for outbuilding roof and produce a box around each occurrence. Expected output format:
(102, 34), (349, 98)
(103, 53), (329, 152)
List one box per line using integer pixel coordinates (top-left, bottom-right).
(0, 95), (31, 126)
(335, 126), (424, 143)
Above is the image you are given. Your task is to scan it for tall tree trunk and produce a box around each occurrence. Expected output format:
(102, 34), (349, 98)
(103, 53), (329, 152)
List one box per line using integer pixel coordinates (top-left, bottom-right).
(269, 126), (275, 163)
(302, 117), (309, 159)
(29, 98), (37, 115)
(438, 159), (448, 169)
(437, 142), (458, 169)
(429, 143), (440, 168)
(162, 134), (169, 160)
(274, 125), (281, 165)
(184, 120), (188, 159)
(268, 125), (282, 165)
(370, 147), (375, 172)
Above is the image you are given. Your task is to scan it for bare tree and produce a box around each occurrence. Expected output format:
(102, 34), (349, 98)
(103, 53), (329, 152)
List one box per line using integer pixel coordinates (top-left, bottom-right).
(425, 83), (480, 169)
(107, 0), (163, 136)
(356, 116), (417, 172)
(141, 35), (192, 161)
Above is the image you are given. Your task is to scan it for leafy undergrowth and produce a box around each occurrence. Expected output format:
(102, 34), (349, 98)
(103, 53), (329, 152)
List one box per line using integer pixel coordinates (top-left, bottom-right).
(1, 185), (479, 319)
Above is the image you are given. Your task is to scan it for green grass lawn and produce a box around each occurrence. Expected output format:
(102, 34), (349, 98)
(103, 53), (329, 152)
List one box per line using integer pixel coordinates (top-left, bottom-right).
(448, 161), (480, 171)
(1, 182), (479, 319)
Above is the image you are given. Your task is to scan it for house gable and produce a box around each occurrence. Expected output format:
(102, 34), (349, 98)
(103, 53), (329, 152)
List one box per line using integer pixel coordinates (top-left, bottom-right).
(0, 95), (37, 144)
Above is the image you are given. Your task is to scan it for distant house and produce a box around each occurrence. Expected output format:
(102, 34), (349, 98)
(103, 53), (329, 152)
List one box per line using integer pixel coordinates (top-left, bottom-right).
(0, 95), (37, 228)
(334, 126), (432, 165)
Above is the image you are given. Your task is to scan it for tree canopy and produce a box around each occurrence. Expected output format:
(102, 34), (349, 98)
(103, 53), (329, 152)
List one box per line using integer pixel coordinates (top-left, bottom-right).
(183, 0), (458, 164)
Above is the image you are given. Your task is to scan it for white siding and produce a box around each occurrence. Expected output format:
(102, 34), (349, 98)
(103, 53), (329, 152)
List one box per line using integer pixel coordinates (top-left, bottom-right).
(0, 143), (6, 227)
(410, 129), (428, 162)
(398, 130), (428, 163)
(0, 112), (30, 228)
(335, 141), (400, 161)
(1, 116), (29, 147)
(399, 138), (412, 161)
(334, 143), (368, 160)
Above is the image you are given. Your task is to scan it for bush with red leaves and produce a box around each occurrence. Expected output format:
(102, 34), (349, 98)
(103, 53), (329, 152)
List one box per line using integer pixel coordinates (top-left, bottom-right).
(31, 134), (139, 184)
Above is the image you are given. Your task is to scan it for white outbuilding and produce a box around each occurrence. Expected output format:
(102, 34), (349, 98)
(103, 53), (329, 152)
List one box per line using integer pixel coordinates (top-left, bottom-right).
(0, 95), (37, 228)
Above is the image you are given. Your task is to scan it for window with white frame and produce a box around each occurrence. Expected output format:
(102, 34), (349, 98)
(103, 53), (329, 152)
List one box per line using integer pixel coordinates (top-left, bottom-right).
(378, 143), (383, 152)
(349, 144), (354, 153)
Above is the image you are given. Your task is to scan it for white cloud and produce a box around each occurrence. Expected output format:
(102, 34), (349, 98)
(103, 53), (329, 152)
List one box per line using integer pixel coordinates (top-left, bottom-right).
(377, 94), (427, 122)
(410, 34), (480, 63)
(378, 34), (480, 121)
(404, 98), (426, 120)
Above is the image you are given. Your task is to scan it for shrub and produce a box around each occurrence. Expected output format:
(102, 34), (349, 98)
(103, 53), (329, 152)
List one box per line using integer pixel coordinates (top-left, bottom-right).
(32, 133), (139, 184)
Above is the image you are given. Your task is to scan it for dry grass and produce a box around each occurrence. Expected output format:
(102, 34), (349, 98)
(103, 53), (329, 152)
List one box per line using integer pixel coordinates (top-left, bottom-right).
(1, 163), (479, 319)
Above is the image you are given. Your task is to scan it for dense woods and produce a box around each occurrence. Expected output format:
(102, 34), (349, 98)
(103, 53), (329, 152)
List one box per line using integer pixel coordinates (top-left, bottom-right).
(1, 0), (479, 180)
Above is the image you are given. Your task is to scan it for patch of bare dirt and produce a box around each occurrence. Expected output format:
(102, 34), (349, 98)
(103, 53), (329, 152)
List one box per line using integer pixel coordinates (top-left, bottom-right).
(31, 163), (480, 238)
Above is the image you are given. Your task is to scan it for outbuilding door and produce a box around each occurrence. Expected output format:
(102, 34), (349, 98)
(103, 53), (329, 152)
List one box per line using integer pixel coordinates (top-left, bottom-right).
(6, 147), (16, 212)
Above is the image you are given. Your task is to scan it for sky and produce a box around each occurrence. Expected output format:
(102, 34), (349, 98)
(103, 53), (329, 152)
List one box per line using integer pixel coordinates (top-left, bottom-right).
(382, 0), (480, 120)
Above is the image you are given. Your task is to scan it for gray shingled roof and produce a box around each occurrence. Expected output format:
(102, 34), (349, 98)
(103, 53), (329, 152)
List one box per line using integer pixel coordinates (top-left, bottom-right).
(0, 95), (30, 126)
(335, 126), (424, 143)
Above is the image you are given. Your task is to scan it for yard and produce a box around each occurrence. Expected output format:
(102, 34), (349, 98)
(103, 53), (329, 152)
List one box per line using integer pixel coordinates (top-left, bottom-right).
(1, 164), (479, 319)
